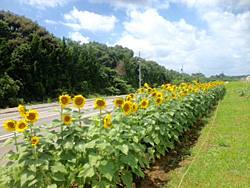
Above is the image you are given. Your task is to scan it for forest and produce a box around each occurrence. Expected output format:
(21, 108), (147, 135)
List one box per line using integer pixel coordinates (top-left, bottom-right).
(0, 11), (245, 108)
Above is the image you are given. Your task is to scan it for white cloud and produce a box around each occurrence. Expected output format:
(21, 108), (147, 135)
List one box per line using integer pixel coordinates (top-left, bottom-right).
(18, 0), (74, 8)
(45, 19), (58, 24)
(69, 32), (89, 44)
(115, 8), (250, 76)
(88, 0), (170, 10)
(63, 7), (117, 32)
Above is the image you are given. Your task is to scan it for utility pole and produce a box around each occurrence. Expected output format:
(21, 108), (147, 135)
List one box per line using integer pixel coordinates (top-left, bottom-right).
(138, 51), (141, 89)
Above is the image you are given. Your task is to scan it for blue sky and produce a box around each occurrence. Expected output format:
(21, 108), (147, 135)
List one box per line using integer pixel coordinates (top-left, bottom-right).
(1, 0), (250, 77)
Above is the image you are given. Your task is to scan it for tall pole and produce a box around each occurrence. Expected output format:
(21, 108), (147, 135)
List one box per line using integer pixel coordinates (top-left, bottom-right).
(138, 51), (141, 89)
(181, 65), (183, 83)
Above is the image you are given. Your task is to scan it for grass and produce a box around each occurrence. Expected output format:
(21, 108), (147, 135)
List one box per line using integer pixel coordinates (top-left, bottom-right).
(166, 82), (250, 188)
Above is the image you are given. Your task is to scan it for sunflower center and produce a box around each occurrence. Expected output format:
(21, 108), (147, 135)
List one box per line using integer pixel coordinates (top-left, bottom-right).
(64, 116), (71, 121)
(28, 113), (36, 120)
(19, 123), (26, 129)
(75, 97), (84, 105)
(31, 139), (37, 144)
(61, 97), (68, 104)
(123, 104), (130, 112)
(97, 100), (105, 106)
(8, 122), (15, 129)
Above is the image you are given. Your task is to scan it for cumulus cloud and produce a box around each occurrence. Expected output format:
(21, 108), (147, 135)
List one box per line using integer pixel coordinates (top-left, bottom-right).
(63, 6), (117, 32)
(45, 19), (58, 24)
(69, 32), (89, 44)
(115, 7), (250, 76)
(18, 0), (74, 8)
(88, 0), (170, 10)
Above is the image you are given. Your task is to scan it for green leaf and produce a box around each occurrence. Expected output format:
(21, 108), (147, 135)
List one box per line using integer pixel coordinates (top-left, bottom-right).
(51, 162), (67, 174)
(3, 137), (15, 147)
(120, 154), (137, 168)
(116, 144), (129, 155)
(47, 184), (57, 188)
(92, 180), (107, 188)
(99, 160), (115, 181)
(78, 163), (96, 178)
(20, 170), (36, 187)
(52, 172), (66, 181)
(121, 170), (133, 188)
(89, 152), (101, 166)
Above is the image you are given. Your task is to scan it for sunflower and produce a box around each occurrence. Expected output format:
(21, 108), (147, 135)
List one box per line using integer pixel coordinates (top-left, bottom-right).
(63, 115), (72, 125)
(4, 120), (16, 132)
(129, 93), (135, 100)
(184, 89), (189, 96)
(25, 110), (39, 123)
(73, 95), (86, 108)
(162, 85), (166, 89)
(155, 97), (163, 105)
(104, 114), (112, 129)
(59, 94), (72, 108)
(172, 93), (177, 99)
(140, 99), (149, 109)
(151, 92), (157, 99)
(138, 88), (145, 93)
(172, 85), (177, 91)
(147, 87), (153, 94)
(114, 98), (124, 107)
(126, 96), (132, 101)
(194, 88), (199, 93)
(16, 120), (28, 132)
(178, 94), (182, 100)
(94, 98), (107, 110)
(157, 92), (163, 98)
(144, 83), (149, 88)
(132, 103), (138, 113)
(122, 101), (132, 116)
(164, 95), (170, 101)
(18, 105), (26, 117)
(31, 136), (39, 146)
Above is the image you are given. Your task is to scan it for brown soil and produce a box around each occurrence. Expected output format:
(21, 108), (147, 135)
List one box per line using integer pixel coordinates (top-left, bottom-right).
(134, 118), (208, 188)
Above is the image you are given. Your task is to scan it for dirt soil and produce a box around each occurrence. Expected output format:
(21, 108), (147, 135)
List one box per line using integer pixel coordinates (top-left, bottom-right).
(133, 117), (208, 188)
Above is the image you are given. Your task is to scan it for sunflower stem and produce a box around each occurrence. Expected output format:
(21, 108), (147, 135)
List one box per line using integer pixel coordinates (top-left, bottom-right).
(60, 106), (64, 139)
(78, 108), (81, 126)
(14, 132), (18, 152)
(99, 110), (102, 139)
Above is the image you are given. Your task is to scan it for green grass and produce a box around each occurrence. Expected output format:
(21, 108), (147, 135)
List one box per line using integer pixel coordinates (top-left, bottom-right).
(166, 82), (250, 188)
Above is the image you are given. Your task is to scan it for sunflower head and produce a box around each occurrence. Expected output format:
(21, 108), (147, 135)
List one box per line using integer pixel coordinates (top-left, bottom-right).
(25, 110), (39, 123)
(129, 93), (135, 100)
(63, 115), (72, 125)
(144, 83), (149, 88)
(147, 87), (152, 94)
(178, 94), (182, 100)
(140, 99), (149, 109)
(155, 97), (163, 105)
(132, 103), (138, 113)
(172, 93), (177, 99)
(164, 95), (170, 101)
(16, 120), (28, 132)
(151, 92), (157, 99)
(4, 120), (16, 132)
(59, 94), (72, 108)
(184, 90), (189, 96)
(31, 136), (39, 146)
(122, 101), (132, 116)
(126, 96), (132, 101)
(162, 85), (166, 89)
(94, 98), (107, 110)
(104, 114), (112, 129)
(73, 95), (86, 108)
(114, 98), (124, 107)
(157, 92), (163, 98)
(18, 105), (26, 117)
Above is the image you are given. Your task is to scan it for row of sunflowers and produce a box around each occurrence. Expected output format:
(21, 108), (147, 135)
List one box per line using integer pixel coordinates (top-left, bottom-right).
(1, 81), (226, 188)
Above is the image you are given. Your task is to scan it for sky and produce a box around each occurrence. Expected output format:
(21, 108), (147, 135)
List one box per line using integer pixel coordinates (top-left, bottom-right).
(1, 0), (250, 77)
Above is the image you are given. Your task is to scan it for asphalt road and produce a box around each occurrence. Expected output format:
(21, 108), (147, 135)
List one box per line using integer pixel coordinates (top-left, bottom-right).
(0, 96), (122, 166)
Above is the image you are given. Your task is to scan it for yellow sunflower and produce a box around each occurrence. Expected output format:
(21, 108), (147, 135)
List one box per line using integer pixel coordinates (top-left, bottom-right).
(16, 120), (28, 132)
(138, 88), (145, 93)
(59, 94), (72, 108)
(62, 115), (72, 125)
(172, 93), (177, 99)
(162, 85), (166, 89)
(140, 99), (149, 109)
(18, 105), (26, 117)
(25, 110), (39, 123)
(4, 120), (16, 132)
(132, 103), (138, 113)
(184, 89), (189, 96)
(147, 87), (153, 94)
(122, 101), (132, 116)
(73, 95), (86, 108)
(129, 93), (135, 100)
(178, 94), (182, 100)
(155, 97), (163, 105)
(114, 98), (124, 107)
(157, 92), (163, 98)
(126, 96), (132, 101)
(144, 83), (149, 88)
(104, 114), (112, 129)
(164, 95), (170, 101)
(31, 136), (39, 146)
(94, 98), (107, 110)
(151, 92), (157, 99)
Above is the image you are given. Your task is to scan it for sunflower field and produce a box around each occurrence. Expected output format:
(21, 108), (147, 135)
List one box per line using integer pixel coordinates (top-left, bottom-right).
(0, 81), (226, 188)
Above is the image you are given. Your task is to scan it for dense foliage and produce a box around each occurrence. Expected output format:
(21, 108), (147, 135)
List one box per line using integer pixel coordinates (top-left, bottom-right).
(0, 10), (190, 108)
(0, 81), (226, 187)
